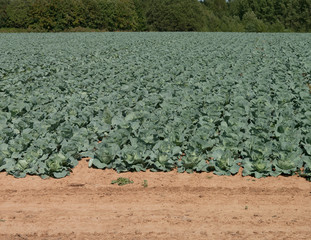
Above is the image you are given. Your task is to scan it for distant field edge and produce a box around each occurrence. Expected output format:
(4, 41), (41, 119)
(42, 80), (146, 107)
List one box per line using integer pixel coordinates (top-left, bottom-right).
(1, 28), (311, 33)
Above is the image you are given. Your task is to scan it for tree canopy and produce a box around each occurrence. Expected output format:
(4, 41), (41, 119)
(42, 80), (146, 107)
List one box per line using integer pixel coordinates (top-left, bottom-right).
(0, 0), (310, 32)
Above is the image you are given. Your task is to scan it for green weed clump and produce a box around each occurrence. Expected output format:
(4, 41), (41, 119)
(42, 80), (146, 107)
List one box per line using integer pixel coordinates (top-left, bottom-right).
(111, 177), (133, 186)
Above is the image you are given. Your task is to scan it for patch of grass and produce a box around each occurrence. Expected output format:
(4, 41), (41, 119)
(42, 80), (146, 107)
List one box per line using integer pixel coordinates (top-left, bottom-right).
(0, 28), (31, 33)
(64, 27), (106, 32)
(142, 180), (148, 188)
(111, 177), (133, 186)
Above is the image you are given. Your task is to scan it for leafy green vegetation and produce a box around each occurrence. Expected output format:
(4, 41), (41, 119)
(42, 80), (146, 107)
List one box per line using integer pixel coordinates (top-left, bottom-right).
(0, 0), (310, 32)
(142, 180), (148, 188)
(0, 32), (310, 180)
(111, 177), (134, 186)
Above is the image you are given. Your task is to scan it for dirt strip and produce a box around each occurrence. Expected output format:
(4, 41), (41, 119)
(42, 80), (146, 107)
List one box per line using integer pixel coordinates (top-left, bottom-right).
(1, 159), (311, 240)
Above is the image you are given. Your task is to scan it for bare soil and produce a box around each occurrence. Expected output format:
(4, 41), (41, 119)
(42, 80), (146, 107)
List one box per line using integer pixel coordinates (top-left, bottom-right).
(1, 159), (311, 240)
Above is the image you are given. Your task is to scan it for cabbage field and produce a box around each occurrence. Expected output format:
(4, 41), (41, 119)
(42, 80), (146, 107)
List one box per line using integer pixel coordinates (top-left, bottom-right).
(0, 33), (310, 179)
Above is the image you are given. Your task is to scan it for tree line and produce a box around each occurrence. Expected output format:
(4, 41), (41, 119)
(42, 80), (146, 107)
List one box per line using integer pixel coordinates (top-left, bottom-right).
(0, 0), (310, 32)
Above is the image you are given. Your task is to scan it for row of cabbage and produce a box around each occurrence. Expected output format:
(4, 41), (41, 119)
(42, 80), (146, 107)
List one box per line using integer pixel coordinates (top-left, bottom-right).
(0, 33), (310, 179)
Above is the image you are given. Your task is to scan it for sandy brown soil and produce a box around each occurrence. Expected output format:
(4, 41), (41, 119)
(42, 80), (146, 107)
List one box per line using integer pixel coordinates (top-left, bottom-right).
(1, 159), (311, 240)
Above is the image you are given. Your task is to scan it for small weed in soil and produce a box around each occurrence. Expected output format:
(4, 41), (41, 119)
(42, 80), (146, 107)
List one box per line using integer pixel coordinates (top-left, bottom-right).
(0, 219), (6, 222)
(111, 177), (133, 186)
(142, 180), (148, 188)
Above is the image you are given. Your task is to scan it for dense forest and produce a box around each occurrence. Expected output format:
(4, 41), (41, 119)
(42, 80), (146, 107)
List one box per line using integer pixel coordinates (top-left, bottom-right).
(0, 0), (310, 32)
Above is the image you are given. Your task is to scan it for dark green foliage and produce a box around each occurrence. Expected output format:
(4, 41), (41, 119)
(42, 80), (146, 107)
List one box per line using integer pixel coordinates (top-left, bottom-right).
(0, 0), (142, 31)
(0, 0), (310, 32)
(145, 0), (207, 31)
(228, 0), (311, 32)
(0, 0), (10, 28)
(242, 11), (267, 32)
